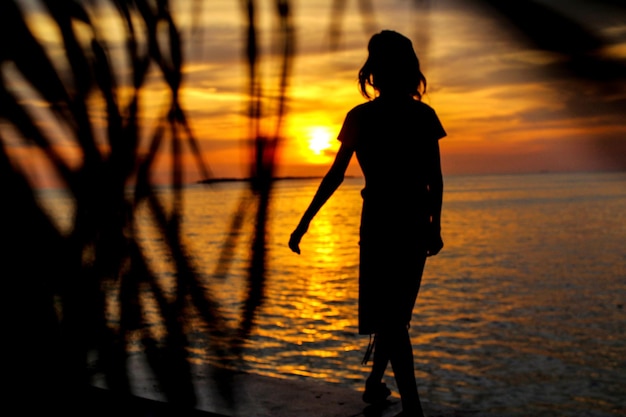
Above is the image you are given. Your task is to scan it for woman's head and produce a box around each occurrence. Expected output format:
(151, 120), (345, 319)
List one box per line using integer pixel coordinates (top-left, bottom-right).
(358, 30), (427, 100)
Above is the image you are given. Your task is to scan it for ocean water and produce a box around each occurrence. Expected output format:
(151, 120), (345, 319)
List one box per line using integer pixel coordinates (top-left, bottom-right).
(43, 172), (626, 416)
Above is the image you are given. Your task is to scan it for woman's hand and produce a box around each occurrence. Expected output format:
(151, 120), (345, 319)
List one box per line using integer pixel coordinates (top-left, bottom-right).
(288, 223), (309, 254)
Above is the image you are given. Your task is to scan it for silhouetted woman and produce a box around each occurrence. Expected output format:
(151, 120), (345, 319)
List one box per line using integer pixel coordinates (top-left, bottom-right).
(289, 30), (445, 417)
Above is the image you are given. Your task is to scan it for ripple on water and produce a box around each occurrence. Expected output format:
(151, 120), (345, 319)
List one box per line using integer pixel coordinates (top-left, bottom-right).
(98, 174), (626, 417)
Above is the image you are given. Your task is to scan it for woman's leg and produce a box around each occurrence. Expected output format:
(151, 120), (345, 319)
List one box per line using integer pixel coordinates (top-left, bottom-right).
(378, 326), (424, 416)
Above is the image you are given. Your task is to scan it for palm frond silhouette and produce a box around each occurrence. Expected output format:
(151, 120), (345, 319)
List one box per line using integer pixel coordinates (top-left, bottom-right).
(1, 0), (234, 413)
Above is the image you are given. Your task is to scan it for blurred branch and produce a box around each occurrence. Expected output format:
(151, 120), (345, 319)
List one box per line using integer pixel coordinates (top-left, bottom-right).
(476, 0), (626, 82)
(329, 0), (377, 50)
(0, 0), (228, 413)
(473, 0), (626, 168)
(233, 0), (295, 352)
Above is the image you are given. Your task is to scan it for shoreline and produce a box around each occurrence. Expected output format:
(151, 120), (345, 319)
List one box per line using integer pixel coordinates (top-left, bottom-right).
(88, 354), (496, 417)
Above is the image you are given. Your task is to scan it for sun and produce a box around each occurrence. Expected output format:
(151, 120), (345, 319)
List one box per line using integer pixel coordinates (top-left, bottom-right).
(307, 126), (333, 155)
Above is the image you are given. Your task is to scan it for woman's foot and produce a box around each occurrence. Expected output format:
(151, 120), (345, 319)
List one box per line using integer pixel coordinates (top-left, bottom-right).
(362, 381), (391, 404)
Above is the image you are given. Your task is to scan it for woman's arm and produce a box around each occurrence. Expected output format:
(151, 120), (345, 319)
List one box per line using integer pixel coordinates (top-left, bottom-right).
(288, 142), (354, 254)
(426, 140), (444, 256)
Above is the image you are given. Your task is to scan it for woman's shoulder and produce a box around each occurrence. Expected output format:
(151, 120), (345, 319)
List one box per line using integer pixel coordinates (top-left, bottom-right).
(411, 99), (438, 113)
(347, 100), (376, 115)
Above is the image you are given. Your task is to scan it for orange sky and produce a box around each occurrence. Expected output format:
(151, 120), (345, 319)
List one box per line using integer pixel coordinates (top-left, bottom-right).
(2, 0), (625, 188)
(188, 0), (626, 180)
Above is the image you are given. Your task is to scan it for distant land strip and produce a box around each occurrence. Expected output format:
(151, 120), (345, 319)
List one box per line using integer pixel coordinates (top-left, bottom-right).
(197, 175), (361, 184)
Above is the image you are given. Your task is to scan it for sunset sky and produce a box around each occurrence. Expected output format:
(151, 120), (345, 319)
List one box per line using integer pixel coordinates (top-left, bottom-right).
(3, 0), (626, 186)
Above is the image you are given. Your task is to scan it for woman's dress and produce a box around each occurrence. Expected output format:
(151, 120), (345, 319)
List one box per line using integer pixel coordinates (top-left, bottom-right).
(337, 96), (446, 335)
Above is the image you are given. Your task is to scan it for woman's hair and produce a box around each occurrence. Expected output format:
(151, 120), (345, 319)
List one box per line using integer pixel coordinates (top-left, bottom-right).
(358, 30), (427, 100)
